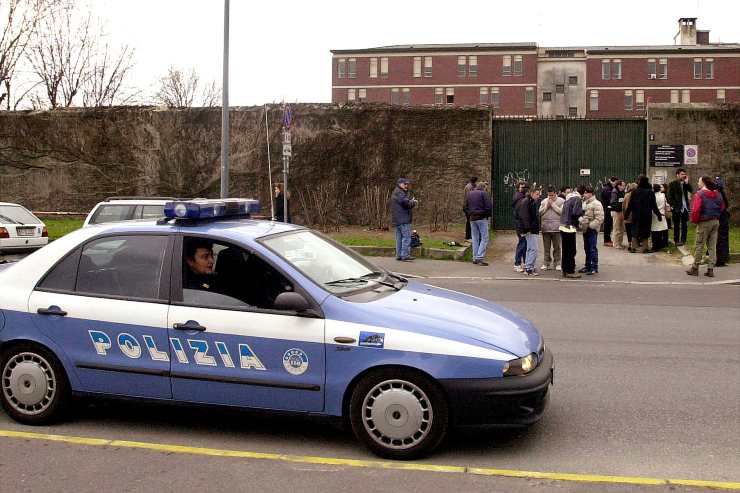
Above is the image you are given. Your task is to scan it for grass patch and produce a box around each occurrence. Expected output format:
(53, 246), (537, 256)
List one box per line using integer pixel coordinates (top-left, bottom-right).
(685, 224), (740, 253)
(330, 234), (460, 250)
(43, 217), (84, 241)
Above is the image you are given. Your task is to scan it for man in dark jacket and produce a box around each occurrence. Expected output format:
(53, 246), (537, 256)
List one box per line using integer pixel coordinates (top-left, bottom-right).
(667, 168), (693, 246)
(599, 177), (617, 247)
(715, 177), (730, 267)
(515, 187), (541, 276)
(465, 182), (493, 266)
(559, 188), (584, 278)
(624, 175), (662, 253)
(512, 181), (529, 272)
(390, 178), (418, 262)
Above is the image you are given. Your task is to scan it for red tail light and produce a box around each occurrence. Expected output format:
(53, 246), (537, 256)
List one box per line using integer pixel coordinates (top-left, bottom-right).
(0, 227), (8, 239)
(42, 227), (49, 237)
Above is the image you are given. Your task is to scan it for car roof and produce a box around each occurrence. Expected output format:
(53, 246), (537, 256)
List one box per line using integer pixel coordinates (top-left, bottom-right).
(0, 202), (30, 207)
(95, 200), (169, 205)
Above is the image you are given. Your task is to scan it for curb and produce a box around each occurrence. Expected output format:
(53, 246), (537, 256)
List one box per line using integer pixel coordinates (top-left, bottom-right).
(392, 272), (740, 286)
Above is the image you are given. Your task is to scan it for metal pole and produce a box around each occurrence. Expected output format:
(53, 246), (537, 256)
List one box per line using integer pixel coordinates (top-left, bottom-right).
(283, 146), (289, 223)
(265, 104), (275, 219)
(219, 0), (230, 198)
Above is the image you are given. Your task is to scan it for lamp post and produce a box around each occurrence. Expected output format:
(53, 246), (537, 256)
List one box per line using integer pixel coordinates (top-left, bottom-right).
(219, 0), (230, 198)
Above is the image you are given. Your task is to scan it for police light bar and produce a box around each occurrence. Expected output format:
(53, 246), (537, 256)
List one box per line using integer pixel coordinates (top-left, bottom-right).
(163, 198), (260, 220)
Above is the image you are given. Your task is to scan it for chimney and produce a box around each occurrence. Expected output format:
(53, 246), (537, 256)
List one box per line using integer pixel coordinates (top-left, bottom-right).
(676, 17), (698, 45)
(697, 30), (710, 45)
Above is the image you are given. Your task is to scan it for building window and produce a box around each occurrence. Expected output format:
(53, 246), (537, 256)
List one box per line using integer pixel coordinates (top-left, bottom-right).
(358, 88), (367, 101)
(491, 87), (500, 108)
(413, 57), (422, 78)
(446, 87), (455, 105)
(624, 90), (633, 111)
(589, 90), (599, 111)
(705, 58), (714, 79)
(347, 88), (356, 102)
(457, 56), (466, 77)
(524, 87), (534, 108)
(502, 55), (512, 76)
(602, 59), (610, 80)
(479, 87), (488, 105)
(542, 91), (552, 102)
(693, 58), (702, 80)
(469, 56), (478, 77)
(380, 57), (389, 78)
(369, 58), (378, 78)
(402, 88), (411, 105)
(424, 56), (432, 77)
(682, 89), (690, 103)
(568, 76), (578, 85)
(348, 58), (357, 79)
(391, 88), (400, 105)
(568, 107), (578, 117)
(717, 89), (726, 103)
(636, 90), (645, 111)
(434, 88), (444, 105)
(670, 89), (679, 104)
(647, 58), (657, 79)
(513, 55), (523, 75)
(555, 84), (565, 94)
(337, 58), (346, 78)
(658, 58), (667, 79)
(613, 59), (622, 80)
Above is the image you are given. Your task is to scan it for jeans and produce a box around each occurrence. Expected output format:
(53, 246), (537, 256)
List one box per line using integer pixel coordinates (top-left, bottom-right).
(560, 231), (577, 274)
(542, 232), (561, 266)
(673, 209), (689, 244)
(470, 218), (490, 261)
(583, 229), (598, 272)
(524, 233), (538, 271)
(603, 206), (613, 243)
(395, 223), (412, 259)
(514, 234), (527, 266)
(692, 219), (719, 268)
(611, 211), (625, 247)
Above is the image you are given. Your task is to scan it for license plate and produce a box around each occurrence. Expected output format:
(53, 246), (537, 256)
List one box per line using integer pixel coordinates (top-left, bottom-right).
(16, 227), (36, 237)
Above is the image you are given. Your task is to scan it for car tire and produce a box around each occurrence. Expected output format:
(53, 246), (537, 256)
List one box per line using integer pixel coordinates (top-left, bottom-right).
(0, 343), (70, 425)
(349, 368), (449, 460)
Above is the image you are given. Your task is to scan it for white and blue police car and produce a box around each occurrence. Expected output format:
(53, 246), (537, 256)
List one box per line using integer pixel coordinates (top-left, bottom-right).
(0, 199), (553, 459)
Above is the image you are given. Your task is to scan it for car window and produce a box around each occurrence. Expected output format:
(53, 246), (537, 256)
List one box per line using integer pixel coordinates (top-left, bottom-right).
(76, 235), (168, 299)
(141, 205), (165, 219)
(182, 237), (294, 310)
(89, 204), (137, 225)
(37, 248), (82, 291)
(0, 205), (41, 225)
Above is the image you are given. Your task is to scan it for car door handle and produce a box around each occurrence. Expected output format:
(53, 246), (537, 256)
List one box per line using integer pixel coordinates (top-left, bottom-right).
(173, 320), (207, 332)
(333, 336), (356, 344)
(37, 305), (67, 316)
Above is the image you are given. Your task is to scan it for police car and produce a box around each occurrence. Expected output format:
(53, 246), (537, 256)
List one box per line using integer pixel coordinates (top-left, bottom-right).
(0, 199), (552, 459)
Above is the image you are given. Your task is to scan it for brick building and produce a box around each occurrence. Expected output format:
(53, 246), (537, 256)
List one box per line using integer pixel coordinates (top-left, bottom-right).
(331, 18), (739, 118)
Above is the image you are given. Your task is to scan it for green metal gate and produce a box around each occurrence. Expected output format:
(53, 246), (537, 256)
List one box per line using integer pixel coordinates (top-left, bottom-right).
(492, 119), (646, 229)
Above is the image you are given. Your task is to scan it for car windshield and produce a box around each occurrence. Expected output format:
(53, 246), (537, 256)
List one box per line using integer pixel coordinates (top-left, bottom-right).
(0, 205), (41, 225)
(260, 230), (386, 294)
(89, 204), (137, 225)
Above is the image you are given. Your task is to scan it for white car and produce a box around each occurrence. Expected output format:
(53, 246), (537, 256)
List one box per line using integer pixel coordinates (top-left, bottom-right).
(0, 202), (48, 254)
(83, 197), (174, 227)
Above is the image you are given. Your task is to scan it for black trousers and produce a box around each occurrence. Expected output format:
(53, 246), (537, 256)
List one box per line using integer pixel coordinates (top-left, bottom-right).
(465, 215), (471, 240)
(560, 231), (577, 274)
(673, 210), (689, 244)
(717, 212), (730, 265)
(625, 222), (633, 243)
(603, 207), (613, 243)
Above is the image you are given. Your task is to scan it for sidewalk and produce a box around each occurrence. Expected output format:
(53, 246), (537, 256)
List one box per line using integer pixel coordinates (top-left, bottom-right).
(370, 231), (740, 285)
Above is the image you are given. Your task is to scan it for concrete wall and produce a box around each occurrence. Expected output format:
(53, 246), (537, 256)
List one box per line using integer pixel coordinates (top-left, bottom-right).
(0, 104), (492, 228)
(647, 103), (739, 222)
(537, 59), (587, 117)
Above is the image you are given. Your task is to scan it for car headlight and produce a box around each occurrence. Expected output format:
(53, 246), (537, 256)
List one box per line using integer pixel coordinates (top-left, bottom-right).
(503, 353), (538, 376)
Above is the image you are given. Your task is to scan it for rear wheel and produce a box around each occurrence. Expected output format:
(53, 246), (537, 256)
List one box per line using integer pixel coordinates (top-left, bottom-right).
(0, 343), (70, 425)
(349, 368), (448, 460)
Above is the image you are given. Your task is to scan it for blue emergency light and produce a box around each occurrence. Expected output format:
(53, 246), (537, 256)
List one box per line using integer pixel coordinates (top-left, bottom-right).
(163, 198), (260, 220)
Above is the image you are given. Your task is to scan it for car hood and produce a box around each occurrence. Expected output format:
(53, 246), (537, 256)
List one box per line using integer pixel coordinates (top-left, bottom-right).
(328, 281), (541, 358)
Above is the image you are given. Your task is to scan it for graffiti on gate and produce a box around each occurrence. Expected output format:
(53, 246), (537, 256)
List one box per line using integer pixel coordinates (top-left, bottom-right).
(502, 169), (530, 190)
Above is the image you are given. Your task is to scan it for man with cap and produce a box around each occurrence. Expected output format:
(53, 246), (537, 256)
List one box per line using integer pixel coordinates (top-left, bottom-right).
(390, 178), (418, 261)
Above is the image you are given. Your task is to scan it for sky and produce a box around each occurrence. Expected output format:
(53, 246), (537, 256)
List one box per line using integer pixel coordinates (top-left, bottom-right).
(92, 0), (739, 106)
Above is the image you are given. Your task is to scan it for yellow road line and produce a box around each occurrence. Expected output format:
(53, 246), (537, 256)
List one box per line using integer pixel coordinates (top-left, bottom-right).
(1, 429), (739, 490)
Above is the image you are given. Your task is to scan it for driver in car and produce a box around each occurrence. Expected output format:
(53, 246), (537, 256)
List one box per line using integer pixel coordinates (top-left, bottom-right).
(184, 238), (219, 291)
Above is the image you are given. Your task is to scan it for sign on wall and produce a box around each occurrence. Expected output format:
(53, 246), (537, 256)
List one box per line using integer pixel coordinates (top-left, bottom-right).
(649, 144), (683, 167)
(684, 145), (698, 165)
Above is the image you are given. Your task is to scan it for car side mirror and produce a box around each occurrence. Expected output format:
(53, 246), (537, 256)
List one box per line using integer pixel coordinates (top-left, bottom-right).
(274, 292), (312, 313)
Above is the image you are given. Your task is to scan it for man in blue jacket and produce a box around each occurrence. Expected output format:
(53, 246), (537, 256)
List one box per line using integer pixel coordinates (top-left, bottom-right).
(390, 178), (418, 262)
(465, 182), (493, 266)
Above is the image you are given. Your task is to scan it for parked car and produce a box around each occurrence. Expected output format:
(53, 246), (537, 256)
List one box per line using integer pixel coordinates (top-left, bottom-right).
(0, 198), (552, 459)
(0, 202), (48, 254)
(83, 197), (175, 227)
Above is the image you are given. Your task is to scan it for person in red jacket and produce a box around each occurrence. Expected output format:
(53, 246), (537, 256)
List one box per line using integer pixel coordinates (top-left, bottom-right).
(687, 176), (726, 278)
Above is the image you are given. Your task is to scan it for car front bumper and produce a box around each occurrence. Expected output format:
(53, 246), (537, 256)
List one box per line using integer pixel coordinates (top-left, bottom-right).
(439, 348), (554, 426)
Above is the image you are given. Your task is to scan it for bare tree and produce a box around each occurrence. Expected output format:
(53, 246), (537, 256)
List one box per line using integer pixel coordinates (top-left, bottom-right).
(81, 39), (134, 107)
(26, 1), (93, 108)
(155, 66), (221, 108)
(0, 0), (49, 110)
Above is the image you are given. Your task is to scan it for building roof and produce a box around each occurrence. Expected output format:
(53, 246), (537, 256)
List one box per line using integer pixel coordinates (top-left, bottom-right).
(583, 43), (740, 55)
(331, 42), (537, 55)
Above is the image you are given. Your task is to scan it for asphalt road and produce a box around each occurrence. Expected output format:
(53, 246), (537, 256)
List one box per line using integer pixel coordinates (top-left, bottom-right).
(1, 280), (738, 492)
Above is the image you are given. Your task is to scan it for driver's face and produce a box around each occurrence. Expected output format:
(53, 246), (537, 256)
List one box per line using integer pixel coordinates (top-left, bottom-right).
(187, 248), (214, 275)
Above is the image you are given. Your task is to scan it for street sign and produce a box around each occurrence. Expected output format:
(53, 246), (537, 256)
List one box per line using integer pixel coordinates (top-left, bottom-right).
(649, 144), (683, 167)
(580, 169), (591, 176)
(684, 145), (698, 165)
(283, 142), (292, 157)
(282, 104), (293, 129)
